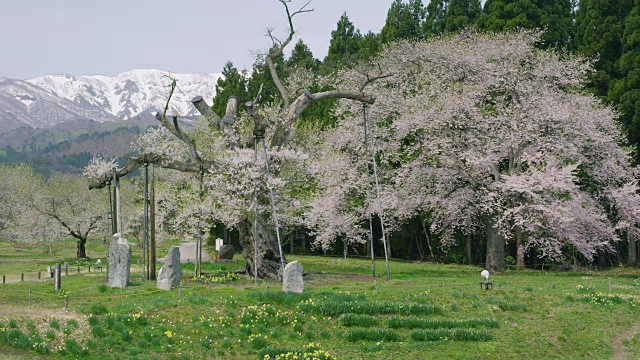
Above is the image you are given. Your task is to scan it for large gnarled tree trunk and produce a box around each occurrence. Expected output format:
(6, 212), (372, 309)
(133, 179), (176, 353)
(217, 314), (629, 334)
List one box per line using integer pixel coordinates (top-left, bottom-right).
(77, 237), (87, 259)
(238, 216), (284, 280)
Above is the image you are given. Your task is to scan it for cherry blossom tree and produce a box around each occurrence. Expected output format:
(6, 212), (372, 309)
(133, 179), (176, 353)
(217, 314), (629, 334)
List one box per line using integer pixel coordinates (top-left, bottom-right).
(84, 0), (375, 280)
(0, 164), (48, 243)
(29, 173), (107, 258)
(312, 30), (640, 272)
(0, 164), (111, 257)
(0, 164), (24, 233)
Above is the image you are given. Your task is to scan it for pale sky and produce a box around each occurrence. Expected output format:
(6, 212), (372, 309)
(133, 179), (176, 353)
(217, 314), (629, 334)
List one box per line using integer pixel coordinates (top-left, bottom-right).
(1, 0), (396, 79)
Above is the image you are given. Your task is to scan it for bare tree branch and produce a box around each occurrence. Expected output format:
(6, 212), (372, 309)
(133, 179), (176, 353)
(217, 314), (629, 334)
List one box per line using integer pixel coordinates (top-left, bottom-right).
(154, 112), (201, 163)
(269, 88), (375, 147)
(265, 0), (314, 108)
(359, 73), (393, 92)
(280, 0), (313, 35)
(88, 153), (219, 190)
(265, 27), (282, 48)
(162, 75), (178, 118)
(266, 51), (291, 107)
(89, 108), (221, 190)
(28, 193), (88, 241)
(253, 84), (264, 106)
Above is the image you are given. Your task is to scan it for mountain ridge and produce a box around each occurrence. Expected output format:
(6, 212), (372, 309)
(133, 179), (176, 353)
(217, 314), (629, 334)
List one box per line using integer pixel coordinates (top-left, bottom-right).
(0, 78), (120, 132)
(28, 69), (221, 120)
(0, 69), (220, 133)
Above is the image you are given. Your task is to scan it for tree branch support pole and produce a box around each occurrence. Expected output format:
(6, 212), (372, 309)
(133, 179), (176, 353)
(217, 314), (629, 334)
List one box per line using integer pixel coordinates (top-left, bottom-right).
(363, 104), (376, 278)
(112, 171), (118, 234)
(115, 176), (123, 236)
(150, 164), (157, 280)
(197, 166), (204, 278)
(261, 139), (285, 278)
(106, 181), (112, 279)
(106, 181), (112, 241)
(253, 137), (259, 284)
(365, 106), (390, 280)
(143, 159), (149, 281)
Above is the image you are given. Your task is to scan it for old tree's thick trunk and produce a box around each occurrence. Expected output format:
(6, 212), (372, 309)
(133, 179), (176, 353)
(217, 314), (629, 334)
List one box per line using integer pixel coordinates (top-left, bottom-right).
(238, 216), (285, 281)
(77, 237), (87, 259)
(486, 216), (506, 272)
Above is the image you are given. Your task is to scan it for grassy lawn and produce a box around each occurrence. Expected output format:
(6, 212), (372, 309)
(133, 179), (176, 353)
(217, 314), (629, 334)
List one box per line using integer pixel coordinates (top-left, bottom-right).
(1, 244), (639, 359)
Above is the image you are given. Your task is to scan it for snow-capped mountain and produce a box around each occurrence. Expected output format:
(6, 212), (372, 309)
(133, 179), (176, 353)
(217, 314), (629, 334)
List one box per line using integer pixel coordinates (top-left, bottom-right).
(28, 69), (221, 120)
(0, 77), (120, 132)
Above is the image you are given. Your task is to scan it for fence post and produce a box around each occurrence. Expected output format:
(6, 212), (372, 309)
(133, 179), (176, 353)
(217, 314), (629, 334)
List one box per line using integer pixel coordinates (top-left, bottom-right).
(29, 289), (32, 306)
(54, 264), (61, 291)
(21, 273), (24, 282)
(2, 275), (4, 284)
(77, 267), (80, 274)
(65, 262), (68, 276)
(38, 271), (41, 280)
(65, 295), (69, 310)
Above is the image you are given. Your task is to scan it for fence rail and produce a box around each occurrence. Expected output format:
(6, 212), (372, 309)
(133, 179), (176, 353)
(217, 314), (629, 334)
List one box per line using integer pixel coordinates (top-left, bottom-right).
(1, 265), (104, 285)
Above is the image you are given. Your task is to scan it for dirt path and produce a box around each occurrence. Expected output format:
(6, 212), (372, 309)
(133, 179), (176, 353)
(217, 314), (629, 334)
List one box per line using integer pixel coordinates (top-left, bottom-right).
(157, 241), (211, 264)
(0, 258), (56, 263)
(612, 323), (640, 359)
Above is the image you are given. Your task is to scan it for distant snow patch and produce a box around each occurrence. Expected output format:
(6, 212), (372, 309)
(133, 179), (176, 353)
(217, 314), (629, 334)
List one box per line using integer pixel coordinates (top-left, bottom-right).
(15, 94), (37, 107)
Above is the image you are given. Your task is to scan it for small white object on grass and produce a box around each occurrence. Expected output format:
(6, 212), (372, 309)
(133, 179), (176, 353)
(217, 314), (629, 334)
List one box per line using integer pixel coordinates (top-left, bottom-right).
(96, 259), (102, 266)
(480, 269), (490, 281)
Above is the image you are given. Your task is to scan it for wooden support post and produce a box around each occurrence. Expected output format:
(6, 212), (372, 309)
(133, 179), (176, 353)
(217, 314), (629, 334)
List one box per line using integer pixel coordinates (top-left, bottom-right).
(38, 271), (41, 279)
(150, 164), (156, 280)
(115, 176), (123, 236)
(77, 267), (80, 274)
(112, 171), (118, 234)
(29, 289), (32, 306)
(143, 160), (149, 281)
(2, 275), (4, 284)
(65, 262), (68, 276)
(65, 295), (69, 310)
(21, 273), (24, 282)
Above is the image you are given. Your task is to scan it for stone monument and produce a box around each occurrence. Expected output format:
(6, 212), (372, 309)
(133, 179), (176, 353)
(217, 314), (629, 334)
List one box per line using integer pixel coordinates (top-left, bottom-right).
(108, 233), (131, 288)
(157, 246), (182, 290)
(218, 244), (235, 260)
(283, 261), (303, 293)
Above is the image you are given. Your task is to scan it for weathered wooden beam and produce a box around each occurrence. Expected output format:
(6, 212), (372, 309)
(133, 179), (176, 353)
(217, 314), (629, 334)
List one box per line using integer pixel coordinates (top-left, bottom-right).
(222, 96), (238, 125)
(191, 96), (220, 121)
(172, 114), (180, 132)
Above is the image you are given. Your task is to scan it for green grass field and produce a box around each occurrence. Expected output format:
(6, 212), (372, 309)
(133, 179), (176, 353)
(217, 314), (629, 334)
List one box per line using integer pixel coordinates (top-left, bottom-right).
(0, 238), (639, 359)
